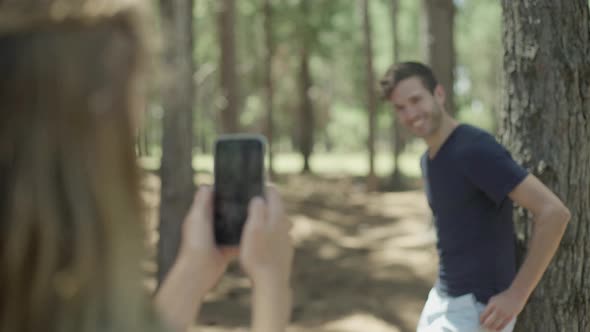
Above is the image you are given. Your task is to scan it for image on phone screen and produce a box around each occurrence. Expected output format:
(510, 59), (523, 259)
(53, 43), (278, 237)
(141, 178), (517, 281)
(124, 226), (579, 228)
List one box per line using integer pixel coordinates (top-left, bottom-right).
(213, 135), (265, 245)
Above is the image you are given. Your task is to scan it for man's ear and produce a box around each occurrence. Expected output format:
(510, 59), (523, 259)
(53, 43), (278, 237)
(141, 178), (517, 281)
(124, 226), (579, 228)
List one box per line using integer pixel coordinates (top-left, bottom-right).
(434, 84), (446, 105)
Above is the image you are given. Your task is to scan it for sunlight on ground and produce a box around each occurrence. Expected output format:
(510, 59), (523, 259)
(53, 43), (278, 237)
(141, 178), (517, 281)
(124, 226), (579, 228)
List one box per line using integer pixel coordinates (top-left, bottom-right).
(138, 150), (424, 178)
(322, 313), (402, 332)
(193, 313), (402, 332)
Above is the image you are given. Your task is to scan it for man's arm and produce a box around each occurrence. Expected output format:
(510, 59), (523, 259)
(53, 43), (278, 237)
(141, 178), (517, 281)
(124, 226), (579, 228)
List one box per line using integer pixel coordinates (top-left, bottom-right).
(480, 174), (571, 331)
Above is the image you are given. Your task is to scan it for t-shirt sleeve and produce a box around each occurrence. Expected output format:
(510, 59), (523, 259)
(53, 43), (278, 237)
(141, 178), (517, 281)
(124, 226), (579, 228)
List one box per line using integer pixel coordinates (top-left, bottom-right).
(459, 134), (528, 205)
(420, 153), (427, 178)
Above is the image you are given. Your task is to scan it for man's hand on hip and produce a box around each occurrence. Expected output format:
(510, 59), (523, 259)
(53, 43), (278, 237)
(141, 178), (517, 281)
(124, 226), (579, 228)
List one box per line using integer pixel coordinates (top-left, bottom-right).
(480, 288), (526, 331)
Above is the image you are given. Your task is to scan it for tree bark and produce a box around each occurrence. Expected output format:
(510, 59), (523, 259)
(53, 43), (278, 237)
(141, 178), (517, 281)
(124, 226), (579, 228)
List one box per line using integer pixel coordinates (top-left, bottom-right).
(299, 0), (314, 174)
(263, 0), (275, 177)
(500, 1), (590, 330)
(135, 126), (148, 157)
(362, 0), (377, 190)
(422, 0), (455, 115)
(390, 0), (404, 189)
(218, 0), (239, 133)
(157, 0), (195, 285)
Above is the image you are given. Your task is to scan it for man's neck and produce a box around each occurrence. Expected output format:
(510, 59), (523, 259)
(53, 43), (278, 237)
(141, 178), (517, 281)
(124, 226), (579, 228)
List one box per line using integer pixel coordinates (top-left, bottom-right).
(425, 114), (459, 159)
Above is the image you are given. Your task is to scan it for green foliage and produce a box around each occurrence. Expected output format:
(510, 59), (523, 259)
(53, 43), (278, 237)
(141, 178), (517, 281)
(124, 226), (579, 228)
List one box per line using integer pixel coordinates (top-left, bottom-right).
(140, 150), (423, 178)
(144, 0), (506, 174)
(325, 104), (368, 152)
(395, 0), (422, 63)
(455, 0), (502, 133)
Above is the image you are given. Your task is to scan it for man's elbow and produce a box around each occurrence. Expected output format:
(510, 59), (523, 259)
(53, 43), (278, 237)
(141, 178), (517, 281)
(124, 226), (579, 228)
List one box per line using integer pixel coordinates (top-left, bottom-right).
(551, 202), (571, 227)
(537, 201), (571, 228)
(560, 204), (572, 225)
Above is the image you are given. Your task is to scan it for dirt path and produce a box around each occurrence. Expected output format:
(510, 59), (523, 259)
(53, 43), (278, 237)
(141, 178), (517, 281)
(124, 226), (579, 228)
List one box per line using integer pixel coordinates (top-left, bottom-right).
(143, 173), (438, 332)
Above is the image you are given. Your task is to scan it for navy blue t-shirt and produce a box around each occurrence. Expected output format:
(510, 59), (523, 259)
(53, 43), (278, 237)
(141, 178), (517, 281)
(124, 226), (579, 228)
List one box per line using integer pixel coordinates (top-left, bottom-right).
(421, 124), (528, 304)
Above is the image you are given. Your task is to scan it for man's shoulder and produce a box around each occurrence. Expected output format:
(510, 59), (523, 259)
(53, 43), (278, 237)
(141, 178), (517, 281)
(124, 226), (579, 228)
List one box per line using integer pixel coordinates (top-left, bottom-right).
(456, 124), (496, 143)
(420, 151), (428, 173)
(454, 124), (504, 157)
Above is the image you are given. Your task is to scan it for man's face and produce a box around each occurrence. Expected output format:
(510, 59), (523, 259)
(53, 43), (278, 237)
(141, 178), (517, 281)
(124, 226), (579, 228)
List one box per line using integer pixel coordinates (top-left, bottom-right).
(389, 76), (445, 139)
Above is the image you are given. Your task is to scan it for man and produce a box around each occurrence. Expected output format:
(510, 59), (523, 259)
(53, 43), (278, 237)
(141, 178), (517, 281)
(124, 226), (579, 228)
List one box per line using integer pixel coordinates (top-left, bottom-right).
(380, 62), (570, 332)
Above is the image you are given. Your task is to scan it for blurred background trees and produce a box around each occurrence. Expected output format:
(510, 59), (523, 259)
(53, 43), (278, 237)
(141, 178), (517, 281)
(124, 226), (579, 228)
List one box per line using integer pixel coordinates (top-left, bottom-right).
(140, 0), (505, 183)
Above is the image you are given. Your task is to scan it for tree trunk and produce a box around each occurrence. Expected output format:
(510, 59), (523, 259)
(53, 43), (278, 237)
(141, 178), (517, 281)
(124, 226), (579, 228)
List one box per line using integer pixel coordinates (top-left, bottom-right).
(299, 0), (314, 174)
(157, 0), (195, 285)
(422, 0), (455, 115)
(362, 0), (377, 190)
(142, 124), (150, 156)
(218, 0), (239, 133)
(135, 126), (148, 157)
(263, 0), (275, 177)
(500, 1), (590, 330)
(390, 0), (404, 189)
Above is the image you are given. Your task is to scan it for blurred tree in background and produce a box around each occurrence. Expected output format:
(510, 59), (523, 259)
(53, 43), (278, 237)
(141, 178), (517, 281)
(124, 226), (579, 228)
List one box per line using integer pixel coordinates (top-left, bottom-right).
(217, 0), (240, 133)
(422, 0), (455, 115)
(157, 0), (196, 284)
(362, 0), (378, 190)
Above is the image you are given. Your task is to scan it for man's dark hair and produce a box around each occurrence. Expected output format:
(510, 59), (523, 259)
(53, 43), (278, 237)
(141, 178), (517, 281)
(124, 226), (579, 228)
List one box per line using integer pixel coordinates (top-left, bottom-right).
(380, 61), (438, 100)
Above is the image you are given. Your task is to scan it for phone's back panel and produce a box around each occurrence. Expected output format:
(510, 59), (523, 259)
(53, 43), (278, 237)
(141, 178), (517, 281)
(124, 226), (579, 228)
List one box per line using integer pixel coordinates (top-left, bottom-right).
(213, 135), (265, 245)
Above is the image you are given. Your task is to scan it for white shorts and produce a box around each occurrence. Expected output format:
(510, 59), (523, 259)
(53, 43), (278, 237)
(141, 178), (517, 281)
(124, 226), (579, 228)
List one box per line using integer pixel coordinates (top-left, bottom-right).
(416, 288), (516, 332)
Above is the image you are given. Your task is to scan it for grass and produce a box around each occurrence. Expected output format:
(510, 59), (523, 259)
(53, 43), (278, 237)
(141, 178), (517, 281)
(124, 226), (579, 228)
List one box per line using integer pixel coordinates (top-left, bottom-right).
(139, 149), (423, 179)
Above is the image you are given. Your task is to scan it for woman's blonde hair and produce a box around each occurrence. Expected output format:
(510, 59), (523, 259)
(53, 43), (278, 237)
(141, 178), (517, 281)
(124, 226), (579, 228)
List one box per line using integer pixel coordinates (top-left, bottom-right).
(0, 1), (161, 331)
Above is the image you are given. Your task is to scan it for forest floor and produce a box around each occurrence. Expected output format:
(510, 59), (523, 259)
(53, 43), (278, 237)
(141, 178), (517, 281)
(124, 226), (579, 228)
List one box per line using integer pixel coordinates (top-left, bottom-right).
(142, 173), (438, 332)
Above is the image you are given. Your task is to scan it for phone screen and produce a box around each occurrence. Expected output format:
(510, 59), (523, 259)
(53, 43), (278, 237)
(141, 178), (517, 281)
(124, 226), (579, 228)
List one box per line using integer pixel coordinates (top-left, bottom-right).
(213, 135), (265, 245)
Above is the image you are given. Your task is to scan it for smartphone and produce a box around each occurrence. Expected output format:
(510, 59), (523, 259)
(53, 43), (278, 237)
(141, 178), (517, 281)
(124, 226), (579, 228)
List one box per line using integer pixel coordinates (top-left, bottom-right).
(213, 134), (266, 245)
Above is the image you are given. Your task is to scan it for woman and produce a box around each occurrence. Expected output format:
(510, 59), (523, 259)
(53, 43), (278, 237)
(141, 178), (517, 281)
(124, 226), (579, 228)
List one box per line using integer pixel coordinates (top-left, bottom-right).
(0, 1), (293, 331)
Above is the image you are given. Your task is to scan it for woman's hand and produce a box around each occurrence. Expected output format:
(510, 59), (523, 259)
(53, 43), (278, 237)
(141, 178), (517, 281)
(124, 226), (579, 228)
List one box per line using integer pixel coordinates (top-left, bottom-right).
(239, 186), (293, 287)
(157, 185), (293, 332)
(239, 186), (294, 332)
(155, 186), (236, 332)
(178, 186), (236, 294)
